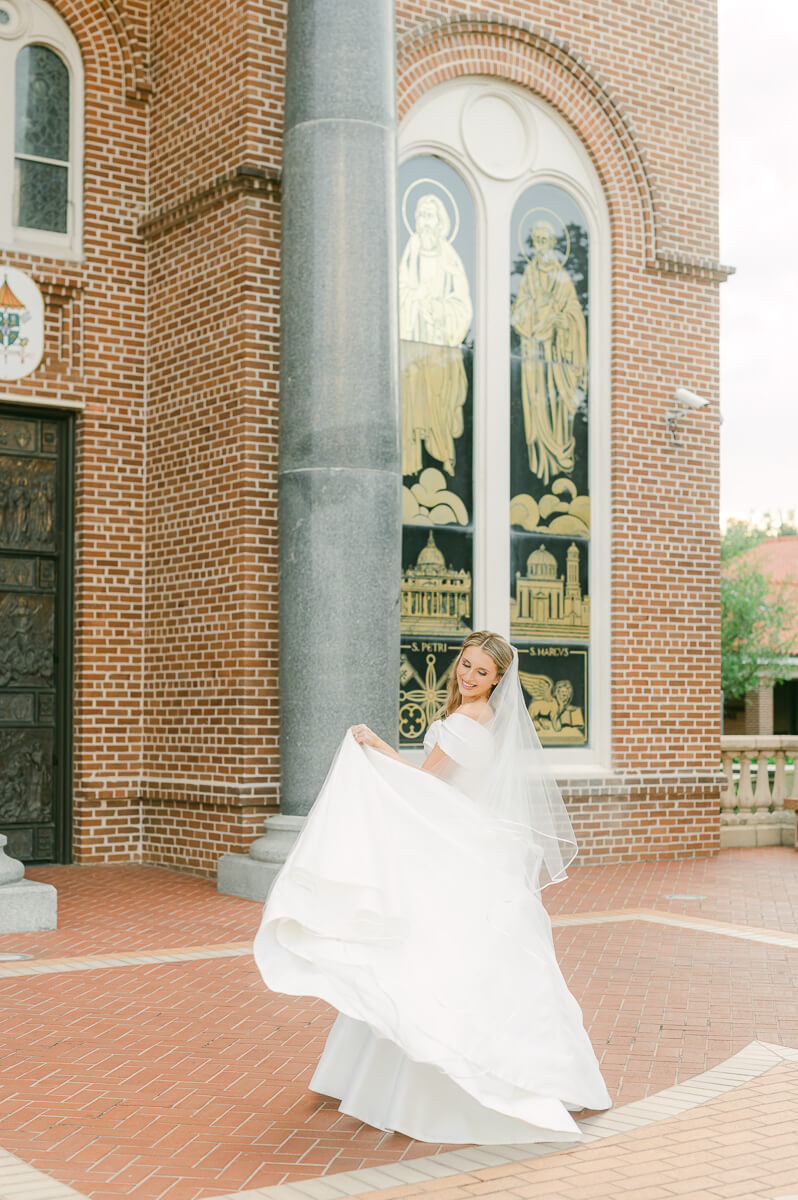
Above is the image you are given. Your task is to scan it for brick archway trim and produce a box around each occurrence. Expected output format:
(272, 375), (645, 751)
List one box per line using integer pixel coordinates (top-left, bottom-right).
(399, 14), (699, 277)
(57, 0), (150, 102)
(95, 0), (150, 99)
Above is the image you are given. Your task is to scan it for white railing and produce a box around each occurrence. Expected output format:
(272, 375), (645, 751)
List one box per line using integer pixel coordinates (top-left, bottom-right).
(720, 736), (798, 848)
(720, 736), (798, 810)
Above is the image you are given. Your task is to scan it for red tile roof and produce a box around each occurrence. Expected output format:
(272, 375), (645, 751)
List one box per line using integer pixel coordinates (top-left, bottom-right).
(744, 536), (798, 649)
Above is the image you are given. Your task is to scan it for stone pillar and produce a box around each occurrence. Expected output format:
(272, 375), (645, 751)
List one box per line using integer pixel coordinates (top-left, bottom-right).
(219, 0), (400, 899)
(744, 686), (774, 735)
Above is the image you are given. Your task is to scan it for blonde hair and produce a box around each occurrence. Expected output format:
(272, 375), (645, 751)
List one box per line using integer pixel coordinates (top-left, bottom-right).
(437, 631), (514, 719)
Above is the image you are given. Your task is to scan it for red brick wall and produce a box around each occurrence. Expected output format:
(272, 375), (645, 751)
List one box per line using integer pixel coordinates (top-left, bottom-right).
(142, 800), (267, 877)
(2, 0), (722, 873)
(2, 0), (150, 863)
(140, 0), (284, 872)
(141, 188), (282, 869)
(563, 779), (720, 865)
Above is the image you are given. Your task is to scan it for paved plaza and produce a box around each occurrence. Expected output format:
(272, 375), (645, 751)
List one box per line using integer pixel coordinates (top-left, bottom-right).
(1, 850), (797, 1200)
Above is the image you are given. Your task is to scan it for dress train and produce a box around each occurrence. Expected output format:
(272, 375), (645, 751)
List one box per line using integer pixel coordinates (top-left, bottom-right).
(254, 726), (610, 1144)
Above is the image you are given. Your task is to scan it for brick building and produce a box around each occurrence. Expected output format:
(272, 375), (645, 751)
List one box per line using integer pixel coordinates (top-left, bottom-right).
(0, 0), (729, 878)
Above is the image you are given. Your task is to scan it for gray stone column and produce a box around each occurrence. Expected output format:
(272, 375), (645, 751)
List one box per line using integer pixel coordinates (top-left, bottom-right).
(219, 0), (400, 899)
(279, 0), (400, 810)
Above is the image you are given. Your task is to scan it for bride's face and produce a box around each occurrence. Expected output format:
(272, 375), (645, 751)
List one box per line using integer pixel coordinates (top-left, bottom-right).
(456, 646), (500, 702)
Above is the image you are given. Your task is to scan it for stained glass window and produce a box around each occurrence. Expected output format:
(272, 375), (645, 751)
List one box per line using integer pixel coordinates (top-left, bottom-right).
(14, 45), (70, 234)
(510, 184), (591, 747)
(398, 156), (475, 747)
(397, 81), (608, 763)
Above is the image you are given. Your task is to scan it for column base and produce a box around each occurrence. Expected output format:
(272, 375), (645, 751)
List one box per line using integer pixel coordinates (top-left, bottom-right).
(0, 879), (57, 933)
(217, 814), (305, 901)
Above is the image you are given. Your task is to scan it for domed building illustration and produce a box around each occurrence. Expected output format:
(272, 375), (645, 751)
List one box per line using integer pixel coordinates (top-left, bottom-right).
(401, 531), (471, 635)
(510, 542), (589, 640)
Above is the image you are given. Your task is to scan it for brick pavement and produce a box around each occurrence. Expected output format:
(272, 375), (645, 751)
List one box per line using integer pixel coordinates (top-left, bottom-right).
(0, 851), (796, 1200)
(0, 867), (258, 961)
(342, 1055), (798, 1200)
(543, 849), (798, 932)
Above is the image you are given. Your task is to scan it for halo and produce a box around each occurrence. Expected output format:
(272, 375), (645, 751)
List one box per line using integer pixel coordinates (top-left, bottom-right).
(517, 206), (570, 267)
(401, 177), (461, 243)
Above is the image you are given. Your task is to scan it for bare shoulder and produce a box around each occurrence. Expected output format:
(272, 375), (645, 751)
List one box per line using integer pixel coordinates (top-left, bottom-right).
(454, 699), (491, 723)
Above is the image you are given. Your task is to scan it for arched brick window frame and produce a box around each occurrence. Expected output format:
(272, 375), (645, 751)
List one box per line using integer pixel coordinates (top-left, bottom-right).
(397, 17), (659, 272)
(396, 21), (662, 773)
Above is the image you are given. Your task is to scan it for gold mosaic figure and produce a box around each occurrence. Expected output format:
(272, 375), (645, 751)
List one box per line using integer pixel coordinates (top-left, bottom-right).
(399, 192), (472, 477)
(511, 220), (587, 486)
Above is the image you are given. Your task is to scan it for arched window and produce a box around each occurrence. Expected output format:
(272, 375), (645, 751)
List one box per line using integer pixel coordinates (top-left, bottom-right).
(398, 79), (610, 772)
(0, 0), (83, 256)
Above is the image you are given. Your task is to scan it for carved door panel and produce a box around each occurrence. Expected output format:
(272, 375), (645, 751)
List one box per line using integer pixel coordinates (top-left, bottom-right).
(0, 408), (72, 863)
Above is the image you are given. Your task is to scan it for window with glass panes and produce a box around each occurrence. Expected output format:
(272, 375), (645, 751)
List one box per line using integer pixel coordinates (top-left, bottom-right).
(0, 0), (83, 255)
(397, 80), (610, 769)
(15, 44), (70, 234)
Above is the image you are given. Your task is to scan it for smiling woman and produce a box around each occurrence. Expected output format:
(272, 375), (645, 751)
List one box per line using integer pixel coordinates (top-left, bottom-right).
(441, 629), (513, 712)
(253, 629), (608, 1144)
(457, 645), (498, 695)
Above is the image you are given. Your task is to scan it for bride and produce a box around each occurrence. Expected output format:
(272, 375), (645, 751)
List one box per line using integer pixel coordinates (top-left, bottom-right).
(254, 631), (611, 1144)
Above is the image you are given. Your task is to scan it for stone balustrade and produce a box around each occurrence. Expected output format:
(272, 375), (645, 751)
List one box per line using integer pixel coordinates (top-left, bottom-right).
(720, 736), (798, 848)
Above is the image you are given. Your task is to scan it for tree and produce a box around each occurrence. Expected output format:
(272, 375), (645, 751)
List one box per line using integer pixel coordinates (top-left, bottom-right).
(722, 513), (798, 562)
(721, 519), (797, 700)
(720, 518), (767, 563)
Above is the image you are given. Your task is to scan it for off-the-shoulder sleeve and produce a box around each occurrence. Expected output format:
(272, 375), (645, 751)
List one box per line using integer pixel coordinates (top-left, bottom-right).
(423, 719), (442, 755)
(436, 713), (495, 769)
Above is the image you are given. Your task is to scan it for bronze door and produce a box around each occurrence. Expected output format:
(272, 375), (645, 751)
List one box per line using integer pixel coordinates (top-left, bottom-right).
(0, 407), (73, 863)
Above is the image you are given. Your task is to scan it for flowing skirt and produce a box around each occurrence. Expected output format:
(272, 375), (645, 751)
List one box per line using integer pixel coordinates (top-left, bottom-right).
(253, 735), (610, 1143)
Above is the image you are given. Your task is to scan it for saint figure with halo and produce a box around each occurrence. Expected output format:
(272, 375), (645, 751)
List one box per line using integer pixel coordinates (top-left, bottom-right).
(399, 188), (472, 478)
(511, 216), (587, 486)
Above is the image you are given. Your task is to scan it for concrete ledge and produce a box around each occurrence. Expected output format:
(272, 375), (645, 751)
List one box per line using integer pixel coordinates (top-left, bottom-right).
(217, 854), (279, 903)
(720, 815), (795, 849)
(0, 879), (57, 933)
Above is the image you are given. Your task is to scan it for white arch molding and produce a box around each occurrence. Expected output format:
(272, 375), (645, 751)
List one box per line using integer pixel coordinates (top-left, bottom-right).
(0, 0), (84, 259)
(399, 77), (611, 773)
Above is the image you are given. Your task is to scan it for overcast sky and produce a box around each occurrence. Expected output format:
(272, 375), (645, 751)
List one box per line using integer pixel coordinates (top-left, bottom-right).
(719, 0), (798, 526)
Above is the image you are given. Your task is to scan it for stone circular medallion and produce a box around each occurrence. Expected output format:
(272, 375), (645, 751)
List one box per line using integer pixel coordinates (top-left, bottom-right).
(0, 0), (28, 39)
(0, 267), (45, 381)
(460, 90), (535, 180)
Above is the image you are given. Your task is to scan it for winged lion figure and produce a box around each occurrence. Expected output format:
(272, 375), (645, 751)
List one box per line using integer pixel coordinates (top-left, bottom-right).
(518, 671), (577, 732)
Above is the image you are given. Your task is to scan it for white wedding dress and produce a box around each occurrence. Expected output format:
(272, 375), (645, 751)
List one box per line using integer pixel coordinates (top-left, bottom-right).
(254, 695), (611, 1145)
